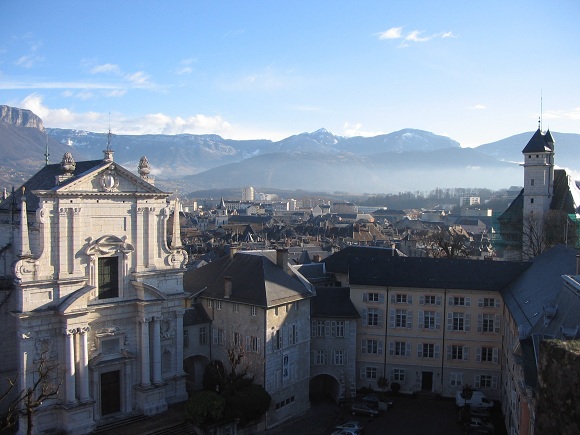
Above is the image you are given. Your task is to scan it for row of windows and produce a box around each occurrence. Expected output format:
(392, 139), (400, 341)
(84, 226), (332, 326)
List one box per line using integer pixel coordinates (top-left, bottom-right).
(384, 341), (499, 363)
(207, 299), (258, 316)
(363, 293), (499, 309)
(312, 349), (349, 366)
(311, 320), (349, 338)
(210, 328), (261, 353)
(361, 368), (498, 389)
(275, 395), (295, 411)
(362, 309), (501, 333)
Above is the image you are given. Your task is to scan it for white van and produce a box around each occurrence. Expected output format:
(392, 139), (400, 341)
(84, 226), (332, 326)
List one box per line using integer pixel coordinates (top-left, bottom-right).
(455, 390), (494, 408)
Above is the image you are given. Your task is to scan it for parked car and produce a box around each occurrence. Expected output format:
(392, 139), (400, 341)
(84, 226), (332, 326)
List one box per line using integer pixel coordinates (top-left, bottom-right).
(335, 420), (364, 434)
(455, 390), (494, 409)
(331, 430), (361, 435)
(465, 417), (494, 434)
(361, 394), (393, 411)
(350, 402), (379, 417)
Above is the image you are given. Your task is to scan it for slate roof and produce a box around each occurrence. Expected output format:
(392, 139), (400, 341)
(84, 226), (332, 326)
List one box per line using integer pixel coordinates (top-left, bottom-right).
(228, 215), (273, 225)
(344, 254), (530, 291)
(183, 302), (211, 326)
(311, 286), (360, 319)
(522, 128), (554, 153)
(0, 158), (167, 213)
(501, 244), (577, 332)
(183, 251), (313, 307)
(323, 246), (405, 274)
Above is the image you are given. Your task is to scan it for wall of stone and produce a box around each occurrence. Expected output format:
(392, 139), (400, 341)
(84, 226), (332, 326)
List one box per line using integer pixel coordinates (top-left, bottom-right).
(535, 339), (580, 435)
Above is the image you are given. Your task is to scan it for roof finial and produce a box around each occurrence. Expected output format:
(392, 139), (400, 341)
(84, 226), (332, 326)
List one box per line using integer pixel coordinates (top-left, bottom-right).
(540, 89), (543, 132)
(103, 113), (115, 162)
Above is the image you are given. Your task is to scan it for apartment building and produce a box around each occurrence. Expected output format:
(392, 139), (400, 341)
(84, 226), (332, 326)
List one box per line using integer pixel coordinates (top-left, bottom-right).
(325, 252), (529, 398)
(183, 249), (314, 429)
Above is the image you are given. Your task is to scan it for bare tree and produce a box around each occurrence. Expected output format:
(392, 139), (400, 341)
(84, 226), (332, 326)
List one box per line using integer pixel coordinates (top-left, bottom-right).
(522, 210), (576, 260)
(0, 351), (65, 435)
(422, 225), (471, 259)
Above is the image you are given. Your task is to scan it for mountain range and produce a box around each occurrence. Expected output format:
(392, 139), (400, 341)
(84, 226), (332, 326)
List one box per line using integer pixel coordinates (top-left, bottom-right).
(1, 105), (579, 197)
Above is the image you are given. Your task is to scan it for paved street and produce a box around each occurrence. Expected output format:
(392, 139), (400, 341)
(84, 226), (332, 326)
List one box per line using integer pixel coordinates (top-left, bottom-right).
(265, 395), (507, 435)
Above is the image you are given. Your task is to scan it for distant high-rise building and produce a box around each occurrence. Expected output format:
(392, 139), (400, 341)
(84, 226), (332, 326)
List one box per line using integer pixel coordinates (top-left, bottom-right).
(242, 186), (254, 201)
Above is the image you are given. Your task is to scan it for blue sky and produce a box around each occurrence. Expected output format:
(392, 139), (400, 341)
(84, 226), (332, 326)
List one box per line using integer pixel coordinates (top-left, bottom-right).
(1, 1), (579, 147)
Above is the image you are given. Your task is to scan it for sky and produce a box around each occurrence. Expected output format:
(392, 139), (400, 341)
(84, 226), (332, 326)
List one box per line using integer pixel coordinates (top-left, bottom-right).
(1, 1), (579, 148)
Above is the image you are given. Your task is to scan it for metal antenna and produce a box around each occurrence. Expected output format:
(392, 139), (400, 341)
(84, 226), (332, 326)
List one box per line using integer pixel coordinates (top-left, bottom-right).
(44, 132), (50, 166)
(540, 90), (543, 132)
(107, 112), (113, 151)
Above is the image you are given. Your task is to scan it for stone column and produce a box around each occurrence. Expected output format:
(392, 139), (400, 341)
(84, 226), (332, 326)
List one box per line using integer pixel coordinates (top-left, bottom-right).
(135, 207), (145, 272)
(175, 309), (185, 375)
(71, 208), (82, 275)
(152, 316), (162, 384)
(147, 208), (156, 267)
(58, 207), (69, 278)
(78, 326), (90, 401)
(140, 317), (151, 386)
(64, 328), (77, 403)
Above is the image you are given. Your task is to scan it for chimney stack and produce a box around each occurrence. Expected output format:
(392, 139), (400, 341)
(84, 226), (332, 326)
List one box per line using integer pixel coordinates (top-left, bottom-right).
(276, 248), (289, 272)
(224, 276), (232, 298)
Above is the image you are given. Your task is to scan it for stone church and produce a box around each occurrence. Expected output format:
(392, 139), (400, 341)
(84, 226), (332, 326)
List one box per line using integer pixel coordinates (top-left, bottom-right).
(0, 148), (188, 434)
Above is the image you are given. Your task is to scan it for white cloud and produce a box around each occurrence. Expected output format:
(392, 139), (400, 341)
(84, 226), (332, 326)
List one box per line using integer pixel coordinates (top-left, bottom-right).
(377, 27), (403, 40)
(469, 104), (486, 110)
(175, 66), (193, 75)
(90, 63), (121, 75)
(543, 107), (580, 121)
(15, 54), (44, 68)
(378, 27), (456, 44)
(342, 122), (384, 138)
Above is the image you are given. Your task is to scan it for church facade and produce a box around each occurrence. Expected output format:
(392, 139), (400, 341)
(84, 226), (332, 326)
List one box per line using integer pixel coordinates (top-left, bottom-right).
(0, 150), (188, 434)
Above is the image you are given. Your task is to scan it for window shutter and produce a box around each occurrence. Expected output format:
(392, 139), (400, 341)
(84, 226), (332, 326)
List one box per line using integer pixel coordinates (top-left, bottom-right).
(245, 336), (250, 352)
(212, 328), (218, 345)
(408, 295), (413, 304)
(325, 320), (331, 337)
(465, 297), (471, 307)
(446, 346), (452, 360)
(418, 311), (424, 329)
(419, 295), (425, 305)
(495, 299), (500, 308)
(389, 341), (395, 356)
(405, 342), (411, 357)
(331, 321), (337, 338)
(494, 314), (501, 334)
(360, 367), (366, 379)
(378, 341), (384, 355)
(434, 344), (440, 359)
(465, 313), (471, 332)
(345, 350), (348, 365)
(378, 309), (384, 326)
(447, 312), (453, 331)
(330, 350), (335, 365)
(257, 338), (261, 353)
(362, 309), (368, 326)
(406, 310), (413, 329)
(417, 343), (423, 358)
(379, 293), (385, 303)
(389, 309), (396, 328)
(478, 298), (483, 308)
(491, 376), (498, 389)
(474, 375), (481, 389)
(390, 293), (396, 303)
(311, 321), (316, 338)
(463, 346), (469, 361)
(448, 297), (454, 306)
(493, 348), (499, 364)
(363, 293), (368, 302)
(361, 339), (367, 354)
(389, 369), (394, 382)
(345, 321), (350, 336)
(435, 312), (441, 330)
(436, 295), (442, 305)
(477, 313), (483, 333)
(476, 347), (482, 362)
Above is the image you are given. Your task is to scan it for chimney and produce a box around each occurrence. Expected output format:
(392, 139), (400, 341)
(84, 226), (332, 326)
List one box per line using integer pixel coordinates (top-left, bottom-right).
(224, 276), (232, 298)
(230, 245), (238, 259)
(276, 248), (289, 272)
(312, 254), (322, 263)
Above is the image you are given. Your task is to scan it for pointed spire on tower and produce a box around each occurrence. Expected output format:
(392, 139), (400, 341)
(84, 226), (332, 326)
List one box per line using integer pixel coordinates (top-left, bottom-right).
(171, 198), (183, 249)
(103, 114), (114, 162)
(44, 132), (50, 166)
(18, 187), (31, 257)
